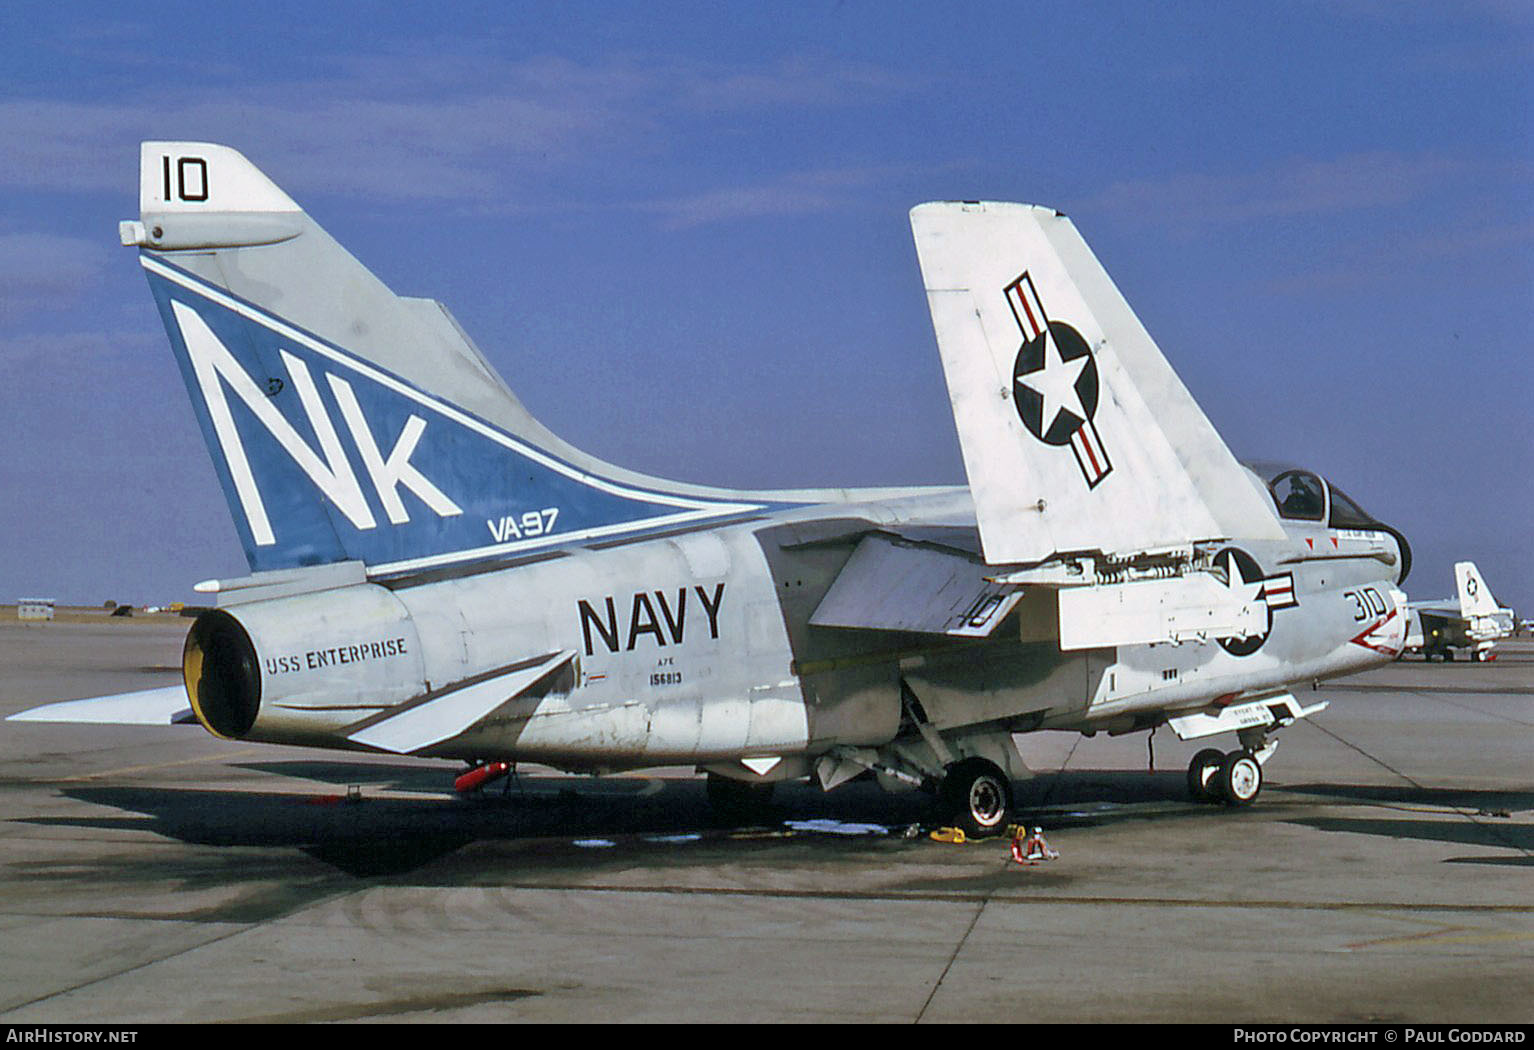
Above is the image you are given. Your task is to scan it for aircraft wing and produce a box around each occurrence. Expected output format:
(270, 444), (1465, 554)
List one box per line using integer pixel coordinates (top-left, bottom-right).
(809, 532), (1022, 637)
(7, 686), (194, 726)
(910, 202), (1286, 566)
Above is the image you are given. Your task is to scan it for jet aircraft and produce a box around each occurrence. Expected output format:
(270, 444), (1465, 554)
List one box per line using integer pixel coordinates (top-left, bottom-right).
(1405, 561), (1513, 662)
(11, 143), (1414, 836)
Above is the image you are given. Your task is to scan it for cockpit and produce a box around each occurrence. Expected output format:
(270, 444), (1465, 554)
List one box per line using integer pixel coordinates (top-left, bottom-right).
(1244, 461), (1412, 582)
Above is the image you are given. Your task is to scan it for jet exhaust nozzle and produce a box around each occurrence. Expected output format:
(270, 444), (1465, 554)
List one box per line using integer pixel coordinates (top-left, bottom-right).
(183, 609), (261, 739)
(180, 585), (428, 746)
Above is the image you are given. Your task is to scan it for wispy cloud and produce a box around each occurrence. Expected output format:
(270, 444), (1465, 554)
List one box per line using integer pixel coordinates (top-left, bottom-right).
(0, 233), (111, 320)
(1082, 152), (1476, 225)
(1259, 214), (1534, 295)
(0, 52), (914, 207)
(634, 163), (939, 228)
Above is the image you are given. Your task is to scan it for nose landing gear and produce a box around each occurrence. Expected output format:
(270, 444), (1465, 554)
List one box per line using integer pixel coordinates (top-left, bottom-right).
(1186, 740), (1269, 807)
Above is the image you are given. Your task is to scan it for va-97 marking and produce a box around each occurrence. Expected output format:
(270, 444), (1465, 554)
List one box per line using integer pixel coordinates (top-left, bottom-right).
(487, 507), (559, 543)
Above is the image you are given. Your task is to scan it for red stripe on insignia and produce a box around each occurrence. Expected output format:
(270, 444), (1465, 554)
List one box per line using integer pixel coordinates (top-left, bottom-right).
(1261, 574), (1296, 609)
(1069, 421), (1113, 488)
(1005, 273), (1048, 339)
(1018, 289), (1039, 333)
(1080, 430), (1102, 474)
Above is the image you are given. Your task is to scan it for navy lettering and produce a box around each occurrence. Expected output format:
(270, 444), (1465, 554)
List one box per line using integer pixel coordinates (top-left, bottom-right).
(695, 582), (725, 639)
(655, 589), (687, 644)
(627, 592), (666, 650)
(580, 597), (620, 656)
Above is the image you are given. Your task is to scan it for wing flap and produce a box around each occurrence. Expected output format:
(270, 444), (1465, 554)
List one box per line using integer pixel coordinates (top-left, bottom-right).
(810, 533), (1022, 638)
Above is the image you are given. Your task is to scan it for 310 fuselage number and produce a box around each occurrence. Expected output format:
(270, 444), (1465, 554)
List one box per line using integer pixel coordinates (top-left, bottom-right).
(1344, 587), (1387, 622)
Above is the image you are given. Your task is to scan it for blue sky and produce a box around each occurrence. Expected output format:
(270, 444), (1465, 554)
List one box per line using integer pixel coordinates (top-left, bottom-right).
(2, 1), (1530, 612)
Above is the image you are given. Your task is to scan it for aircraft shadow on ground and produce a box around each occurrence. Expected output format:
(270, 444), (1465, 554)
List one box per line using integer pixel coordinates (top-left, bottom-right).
(28, 775), (935, 879)
(1284, 814), (1532, 864)
(230, 759), (460, 795)
(1282, 782), (1534, 814)
(1270, 783), (1533, 866)
(17, 764), (1210, 880)
(30, 765), (1526, 880)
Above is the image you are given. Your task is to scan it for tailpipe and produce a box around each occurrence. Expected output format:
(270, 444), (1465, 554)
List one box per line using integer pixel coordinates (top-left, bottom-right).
(183, 609), (260, 739)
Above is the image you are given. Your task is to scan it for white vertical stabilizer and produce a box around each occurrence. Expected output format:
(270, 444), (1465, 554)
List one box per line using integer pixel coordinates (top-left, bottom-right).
(1455, 561), (1498, 618)
(910, 202), (1283, 566)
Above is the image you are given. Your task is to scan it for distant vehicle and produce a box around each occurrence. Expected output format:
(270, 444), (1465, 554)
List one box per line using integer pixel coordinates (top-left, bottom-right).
(11, 143), (1415, 834)
(1405, 562), (1514, 661)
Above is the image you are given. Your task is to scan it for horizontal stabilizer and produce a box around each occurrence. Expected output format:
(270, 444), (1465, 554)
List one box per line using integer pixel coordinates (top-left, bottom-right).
(7, 686), (193, 726)
(810, 533), (1023, 637)
(347, 651), (575, 754)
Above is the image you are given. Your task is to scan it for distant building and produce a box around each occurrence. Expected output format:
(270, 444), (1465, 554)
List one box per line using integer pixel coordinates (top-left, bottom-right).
(18, 598), (55, 621)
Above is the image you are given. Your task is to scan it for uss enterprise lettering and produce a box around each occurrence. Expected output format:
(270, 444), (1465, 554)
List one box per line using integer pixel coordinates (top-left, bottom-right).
(265, 636), (410, 676)
(579, 583), (726, 656)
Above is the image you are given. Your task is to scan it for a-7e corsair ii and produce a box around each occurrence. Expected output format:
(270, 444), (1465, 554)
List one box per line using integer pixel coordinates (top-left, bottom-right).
(1405, 561), (1514, 662)
(12, 143), (1413, 837)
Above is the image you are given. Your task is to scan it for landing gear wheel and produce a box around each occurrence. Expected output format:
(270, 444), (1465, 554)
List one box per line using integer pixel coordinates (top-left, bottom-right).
(1217, 751), (1262, 807)
(940, 758), (1013, 838)
(705, 773), (774, 824)
(1186, 748), (1226, 804)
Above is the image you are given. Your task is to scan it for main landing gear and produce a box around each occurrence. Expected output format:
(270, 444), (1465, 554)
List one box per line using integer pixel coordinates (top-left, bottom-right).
(940, 757), (1014, 838)
(1186, 747), (1263, 806)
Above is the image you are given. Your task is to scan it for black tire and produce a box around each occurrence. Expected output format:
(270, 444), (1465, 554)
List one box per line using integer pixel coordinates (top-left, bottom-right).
(1186, 748), (1225, 803)
(706, 773), (774, 823)
(940, 758), (1013, 838)
(1217, 751), (1262, 807)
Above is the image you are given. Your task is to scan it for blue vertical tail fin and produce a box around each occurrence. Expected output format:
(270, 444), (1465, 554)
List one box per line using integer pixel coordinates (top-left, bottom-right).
(125, 143), (763, 576)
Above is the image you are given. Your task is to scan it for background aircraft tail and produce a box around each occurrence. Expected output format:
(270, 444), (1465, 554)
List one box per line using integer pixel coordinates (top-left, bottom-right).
(124, 143), (760, 576)
(1455, 561), (1499, 617)
(909, 201), (1283, 566)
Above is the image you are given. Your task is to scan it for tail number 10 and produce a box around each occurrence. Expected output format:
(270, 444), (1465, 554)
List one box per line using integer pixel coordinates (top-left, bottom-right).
(162, 156), (209, 203)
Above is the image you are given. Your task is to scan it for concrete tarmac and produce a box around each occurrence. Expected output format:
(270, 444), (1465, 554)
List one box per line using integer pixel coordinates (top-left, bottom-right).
(0, 613), (1529, 1024)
